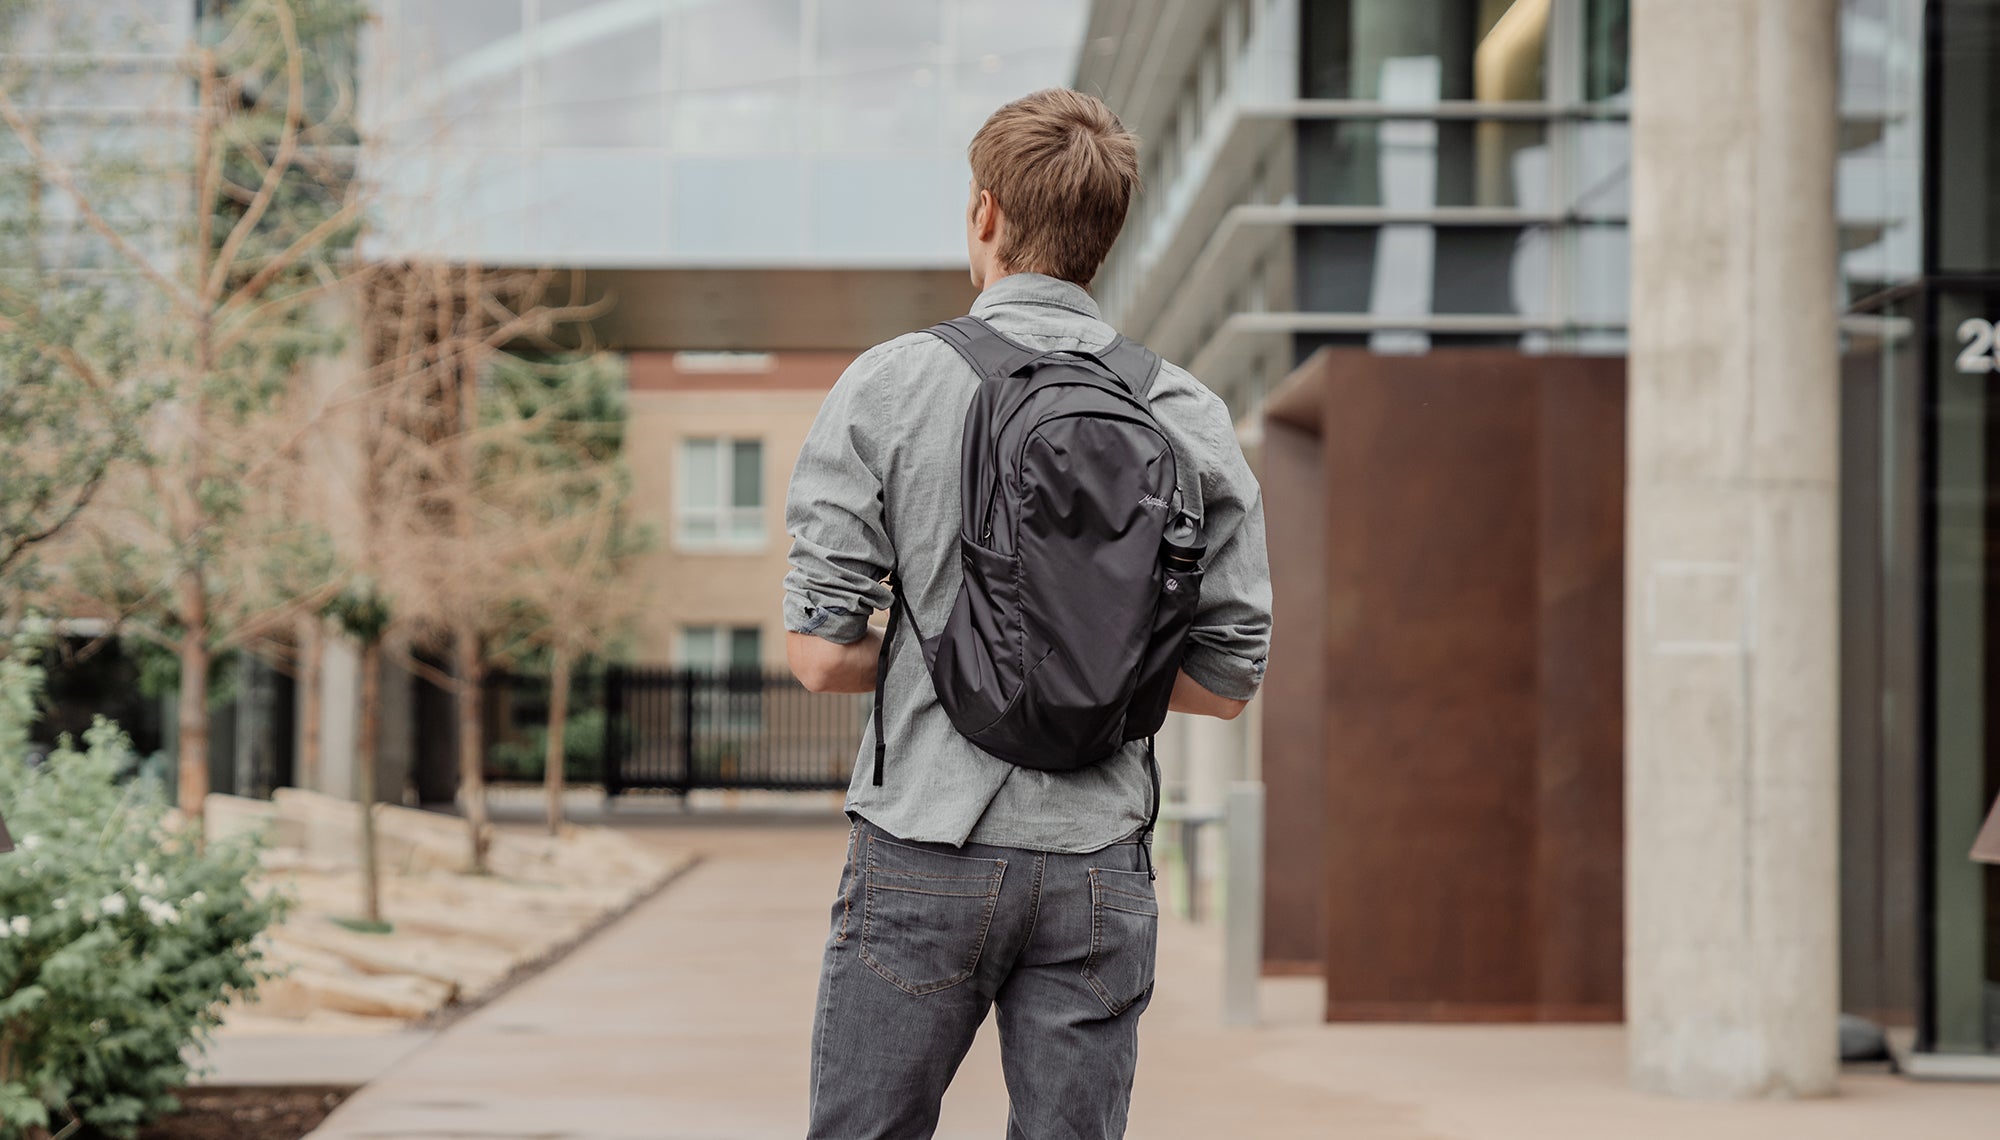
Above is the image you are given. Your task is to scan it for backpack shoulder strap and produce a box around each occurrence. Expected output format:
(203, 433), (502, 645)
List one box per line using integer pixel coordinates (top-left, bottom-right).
(1094, 336), (1165, 401)
(928, 315), (1167, 401)
(924, 315), (1040, 380)
(871, 570), (928, 788)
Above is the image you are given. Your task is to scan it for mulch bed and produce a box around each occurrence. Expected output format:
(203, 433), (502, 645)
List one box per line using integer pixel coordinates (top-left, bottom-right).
(132, 1086), (352, 1140)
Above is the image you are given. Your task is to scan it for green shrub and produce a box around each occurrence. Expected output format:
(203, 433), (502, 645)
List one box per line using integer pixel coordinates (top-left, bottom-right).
(0, 652), (287, 1139)
(489, 706), (605, 784)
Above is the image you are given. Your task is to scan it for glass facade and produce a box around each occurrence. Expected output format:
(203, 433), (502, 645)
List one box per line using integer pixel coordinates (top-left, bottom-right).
(1296, 118), (1552, 209)
(0, 1), (194, 283)
(1840, 0), (1925, 302)
(1301, 0), (1546, 102)
(1839, 0), (2000, 1058)
(1935, 2), (2000, 276)
(1088, 0), (1637, 418)
(1097, 0), (1934, 409)
(1088, 0), (1999, 1059)
(1839, 288), (1925, 1037)
(1928, 282), (2000, 1054)
(362, 0), (1090, 266)
(1291, 0), (1627, 361)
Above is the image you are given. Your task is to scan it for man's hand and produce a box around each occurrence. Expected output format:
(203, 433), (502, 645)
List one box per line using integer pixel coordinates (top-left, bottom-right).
(788, 628), (886, 694)
(792, 629), (1250, 720)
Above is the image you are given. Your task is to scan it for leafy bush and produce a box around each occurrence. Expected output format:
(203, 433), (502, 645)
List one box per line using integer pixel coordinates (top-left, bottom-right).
(489, 706), (605, 783)
(0, 651), (287, 1139)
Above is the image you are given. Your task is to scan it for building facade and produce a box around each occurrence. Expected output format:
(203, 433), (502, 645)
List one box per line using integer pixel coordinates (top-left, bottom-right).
(1079, 0), (1635, 420)
(1840, 0), (2000, 1067)
(8, 1), (1093, 800)
(1080, 0), (1999, 1071)
(362, 0), (1088, 669)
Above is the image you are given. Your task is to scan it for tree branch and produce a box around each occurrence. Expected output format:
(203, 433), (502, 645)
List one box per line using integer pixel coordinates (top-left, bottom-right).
(0, 311), (114, 392)
(214, 264), (367, 354)
(205, 0), (308, 303)
(213, 578), (345, 653)
(389, 643), (461, 696)
(210, 196), (363, 322)
(0, 455), (112, 580)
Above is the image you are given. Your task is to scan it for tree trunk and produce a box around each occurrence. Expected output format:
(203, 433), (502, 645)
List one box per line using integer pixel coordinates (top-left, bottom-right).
(454, 624), (490, 872)
(446, 287), (491, 873)
(297, 616), (323, 791)
(175, 603), (209, 816)
(358, 636), (382, 925)
(544, 646), (573, 837)
(183, 113), (215, 818)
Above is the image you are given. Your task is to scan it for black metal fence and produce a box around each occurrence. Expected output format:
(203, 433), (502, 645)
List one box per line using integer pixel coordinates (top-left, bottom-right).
(602, 667), (869, 795)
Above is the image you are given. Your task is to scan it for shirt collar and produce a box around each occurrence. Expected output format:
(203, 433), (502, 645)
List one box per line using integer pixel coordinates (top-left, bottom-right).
(969, 272), (1102, 321)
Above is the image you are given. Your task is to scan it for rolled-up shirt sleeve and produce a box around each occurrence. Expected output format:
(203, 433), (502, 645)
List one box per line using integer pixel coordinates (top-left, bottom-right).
(1182, 395), (1273, 701)
(784, 349), (896, 645)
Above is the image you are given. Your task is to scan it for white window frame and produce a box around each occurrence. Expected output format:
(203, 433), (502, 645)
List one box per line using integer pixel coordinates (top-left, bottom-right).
(679, 625), (764, 731)
(678, 436), (766, 551)
(678, 624), (764, 673)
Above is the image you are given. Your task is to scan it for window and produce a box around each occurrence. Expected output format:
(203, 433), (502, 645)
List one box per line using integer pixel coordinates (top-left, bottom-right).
(680, 438), (764, 548)
(680, 625), (762, 732)
(680, 625), (762, 674)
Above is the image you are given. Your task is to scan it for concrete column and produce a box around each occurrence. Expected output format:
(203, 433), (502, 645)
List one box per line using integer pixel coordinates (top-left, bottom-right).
(1183, 712), (1245, 902)
(1626, 0), (1840, 1099)
(318, 635), (360, 800)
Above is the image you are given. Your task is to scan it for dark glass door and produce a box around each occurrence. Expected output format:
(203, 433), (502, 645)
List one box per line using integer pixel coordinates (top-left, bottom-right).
(1840, 291), (1925, 1036)
(1927, 284), (2000, 1053)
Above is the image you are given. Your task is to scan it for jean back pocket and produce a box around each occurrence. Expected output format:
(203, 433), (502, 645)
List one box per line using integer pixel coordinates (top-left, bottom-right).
(1082, 866), (1159, 1016)
(859, 835), (1007, 996)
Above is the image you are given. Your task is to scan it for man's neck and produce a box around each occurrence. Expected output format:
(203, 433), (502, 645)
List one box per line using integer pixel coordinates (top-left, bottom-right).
(977, 267), (1083, 293)
(976, 265), (1023, 292)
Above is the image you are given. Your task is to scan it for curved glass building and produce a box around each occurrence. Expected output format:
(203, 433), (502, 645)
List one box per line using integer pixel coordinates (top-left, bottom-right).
(362, 0), (1088, 266)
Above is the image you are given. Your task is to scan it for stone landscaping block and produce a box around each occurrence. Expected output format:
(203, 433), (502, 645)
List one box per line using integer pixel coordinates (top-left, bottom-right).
(261, 966), (453, 1021)
(273, 787), (367, 866)
(278, 917), (509, 994)
(271, 789), (478, 875)
(373, 802), (481, 874)
(205, 793), (303, 849)
(218, 799), (696, 1035)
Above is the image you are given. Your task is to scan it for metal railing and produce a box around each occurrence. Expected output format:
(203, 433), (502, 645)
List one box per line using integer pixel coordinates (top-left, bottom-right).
(601, 667), (869, 795)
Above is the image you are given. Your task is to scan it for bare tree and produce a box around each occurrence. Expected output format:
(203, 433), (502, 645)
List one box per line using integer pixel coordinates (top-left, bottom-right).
(6, 3), (637, 879)
(345, 263), (616, 871)
(0, 0), (367, 813)
(498, 439), (641, 835)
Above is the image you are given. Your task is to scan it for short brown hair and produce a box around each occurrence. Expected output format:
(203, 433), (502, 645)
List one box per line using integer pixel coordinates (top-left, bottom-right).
(968, 88), (1139, 286)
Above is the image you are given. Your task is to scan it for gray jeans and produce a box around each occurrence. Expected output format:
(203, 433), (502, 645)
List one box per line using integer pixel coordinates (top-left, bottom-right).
(807, 816), (1159, 1139)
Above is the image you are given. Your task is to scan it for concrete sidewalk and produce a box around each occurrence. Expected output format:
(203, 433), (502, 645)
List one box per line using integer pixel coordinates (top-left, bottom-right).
(306, 817), (2000, 1139)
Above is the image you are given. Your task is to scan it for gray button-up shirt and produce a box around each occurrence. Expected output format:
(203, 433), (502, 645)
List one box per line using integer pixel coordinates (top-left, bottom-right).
(782, 273), (1272, 852)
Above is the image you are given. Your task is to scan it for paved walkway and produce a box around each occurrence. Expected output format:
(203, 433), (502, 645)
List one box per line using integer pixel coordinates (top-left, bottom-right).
(201, 1030), (433, 1086)
(307, 815), (2000, 1140)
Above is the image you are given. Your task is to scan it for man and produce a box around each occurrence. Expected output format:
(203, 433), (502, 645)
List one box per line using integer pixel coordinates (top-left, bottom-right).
(1975, 792), (2000, 865)
(783, 87), (1271, 1140)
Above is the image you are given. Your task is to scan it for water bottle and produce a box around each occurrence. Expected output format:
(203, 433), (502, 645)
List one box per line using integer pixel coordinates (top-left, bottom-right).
(1161, 514), (1204, 576)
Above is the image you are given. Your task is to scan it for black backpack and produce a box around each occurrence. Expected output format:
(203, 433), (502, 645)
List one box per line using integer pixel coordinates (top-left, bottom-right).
(871, 316), (1204, 805)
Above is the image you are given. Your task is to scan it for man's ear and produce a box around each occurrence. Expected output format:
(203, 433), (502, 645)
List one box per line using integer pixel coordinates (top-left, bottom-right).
(975, 188), (1001, 243)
